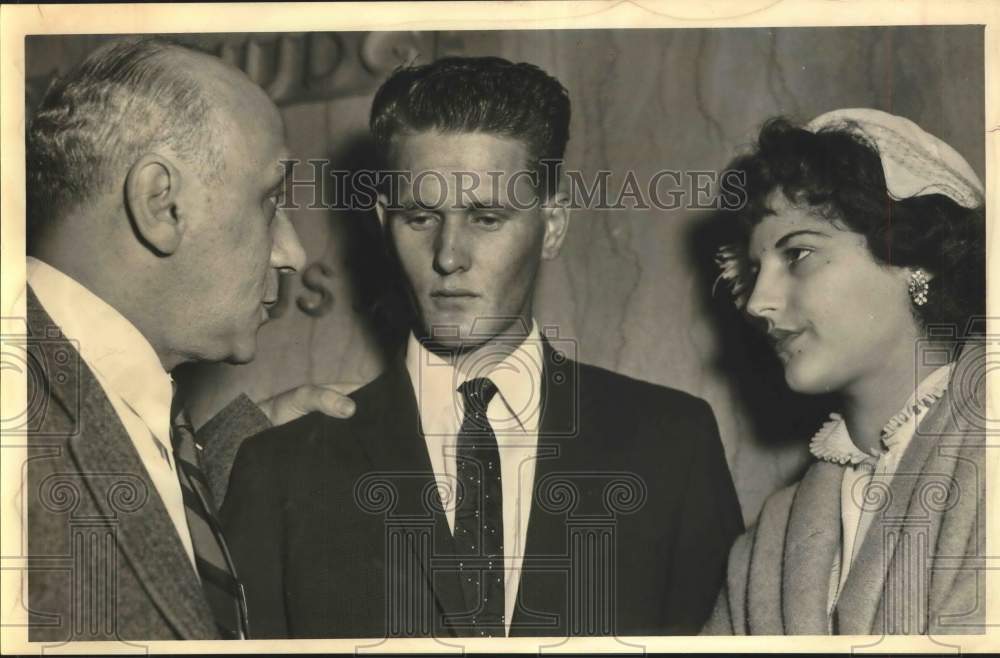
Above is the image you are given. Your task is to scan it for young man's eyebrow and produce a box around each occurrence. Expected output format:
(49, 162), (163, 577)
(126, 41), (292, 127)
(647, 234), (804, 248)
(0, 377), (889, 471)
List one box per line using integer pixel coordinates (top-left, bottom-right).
(390, 199), (510, 212)
(392, 198), (439, 211)
(468, 199), (507, 211)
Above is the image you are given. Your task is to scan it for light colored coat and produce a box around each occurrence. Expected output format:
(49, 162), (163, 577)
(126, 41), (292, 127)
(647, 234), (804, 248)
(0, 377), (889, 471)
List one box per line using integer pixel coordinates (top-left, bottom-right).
(703, 344), (987, 635)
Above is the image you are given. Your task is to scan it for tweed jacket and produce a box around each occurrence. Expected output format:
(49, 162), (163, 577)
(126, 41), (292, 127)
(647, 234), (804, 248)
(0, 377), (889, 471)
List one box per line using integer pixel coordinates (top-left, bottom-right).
(703, 345), (988, 635)
(24, 287), (271, 642)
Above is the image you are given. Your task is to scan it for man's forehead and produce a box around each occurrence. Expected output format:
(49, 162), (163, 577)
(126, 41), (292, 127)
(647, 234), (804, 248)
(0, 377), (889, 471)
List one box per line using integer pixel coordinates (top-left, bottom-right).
(185, 49), (266, 100)
(217, 94), (286, 177)
(187, 49), (284, 136)
(395, 168), (538, 208)
(390, 130), (532, 171)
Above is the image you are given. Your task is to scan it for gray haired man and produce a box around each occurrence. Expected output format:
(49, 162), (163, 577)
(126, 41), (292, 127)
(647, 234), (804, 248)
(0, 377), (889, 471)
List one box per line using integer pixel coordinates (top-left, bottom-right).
(22, 38), (355, 641)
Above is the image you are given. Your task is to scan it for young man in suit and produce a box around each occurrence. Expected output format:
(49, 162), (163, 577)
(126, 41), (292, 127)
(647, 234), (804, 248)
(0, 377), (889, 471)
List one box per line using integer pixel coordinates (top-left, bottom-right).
(22, 38), (356, 642)
(222, 56), (743, 638)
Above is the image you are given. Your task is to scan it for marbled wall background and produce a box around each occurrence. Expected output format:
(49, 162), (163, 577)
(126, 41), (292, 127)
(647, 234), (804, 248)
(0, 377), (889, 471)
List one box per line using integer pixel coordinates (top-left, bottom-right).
(26, 26), (985, 524)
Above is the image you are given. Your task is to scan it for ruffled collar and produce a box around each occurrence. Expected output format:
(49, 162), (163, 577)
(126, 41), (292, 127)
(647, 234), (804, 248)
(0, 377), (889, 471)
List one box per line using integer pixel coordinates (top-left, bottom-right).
(809, 413), (871, 465)
(809, 364), (952, 465)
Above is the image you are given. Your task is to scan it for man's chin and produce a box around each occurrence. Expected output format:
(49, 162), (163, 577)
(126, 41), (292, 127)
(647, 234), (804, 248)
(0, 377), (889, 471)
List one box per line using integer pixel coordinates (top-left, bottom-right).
(417, 313), (527, 348)
(423, 335), (490, 355)
(223, 350), (257, 365)
(222, 334), (259, 365)
(417, 325), (531, 360)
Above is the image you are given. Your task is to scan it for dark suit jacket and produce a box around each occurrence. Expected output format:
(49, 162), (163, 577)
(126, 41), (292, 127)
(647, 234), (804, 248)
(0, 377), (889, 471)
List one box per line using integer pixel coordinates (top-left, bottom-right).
(24, 287), (270, 641)
(222, 341), (743, 638)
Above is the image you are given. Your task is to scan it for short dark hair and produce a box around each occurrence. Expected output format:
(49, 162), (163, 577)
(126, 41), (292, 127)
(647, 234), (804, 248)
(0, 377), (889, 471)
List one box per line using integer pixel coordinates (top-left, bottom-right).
(727, 117), (985, 333)
(26, 37), (222, 230)
(369, 56), (571, 197)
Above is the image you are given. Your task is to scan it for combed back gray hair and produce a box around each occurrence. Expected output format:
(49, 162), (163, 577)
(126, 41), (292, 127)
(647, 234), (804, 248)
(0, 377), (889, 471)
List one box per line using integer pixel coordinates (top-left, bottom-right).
(26, 37), (223, 229)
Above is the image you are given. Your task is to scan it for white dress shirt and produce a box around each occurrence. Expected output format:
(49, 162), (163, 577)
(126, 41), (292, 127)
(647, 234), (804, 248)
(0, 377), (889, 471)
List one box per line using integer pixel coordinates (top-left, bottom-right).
(405, 322), (544, 636)
(26, 257), (197, 571)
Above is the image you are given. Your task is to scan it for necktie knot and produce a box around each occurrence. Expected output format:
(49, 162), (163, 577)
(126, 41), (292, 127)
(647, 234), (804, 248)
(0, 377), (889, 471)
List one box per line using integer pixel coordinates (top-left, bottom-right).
(458, 377), (499, 418)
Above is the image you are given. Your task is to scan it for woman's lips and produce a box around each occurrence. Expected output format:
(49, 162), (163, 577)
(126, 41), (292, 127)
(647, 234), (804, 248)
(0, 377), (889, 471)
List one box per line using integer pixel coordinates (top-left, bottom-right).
(768, 327), (804, 355)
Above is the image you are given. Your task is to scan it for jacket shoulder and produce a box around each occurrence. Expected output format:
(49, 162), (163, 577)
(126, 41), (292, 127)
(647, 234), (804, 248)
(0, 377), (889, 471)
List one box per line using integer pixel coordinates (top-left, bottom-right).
(566, 359), (722, 468)
(574, 359), (713, 417)
(234, 367), (400, 463)
(750, 472), (803, 530)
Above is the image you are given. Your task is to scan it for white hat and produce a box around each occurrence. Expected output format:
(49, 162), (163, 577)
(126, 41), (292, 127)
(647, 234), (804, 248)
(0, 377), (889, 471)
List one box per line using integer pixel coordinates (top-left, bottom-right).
(806, 108), (984, 209)
(714, 108), (984, 308)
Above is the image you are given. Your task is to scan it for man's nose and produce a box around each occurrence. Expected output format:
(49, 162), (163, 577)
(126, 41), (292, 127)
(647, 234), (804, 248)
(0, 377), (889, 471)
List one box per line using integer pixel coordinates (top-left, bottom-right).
(270, 210), (307, 273)
(433, 217), (471, 275)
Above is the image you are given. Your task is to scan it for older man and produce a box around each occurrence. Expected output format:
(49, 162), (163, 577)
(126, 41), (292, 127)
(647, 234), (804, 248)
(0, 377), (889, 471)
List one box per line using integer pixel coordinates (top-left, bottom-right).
(23, 38), (354, 641)
(223, 56), (743, 638)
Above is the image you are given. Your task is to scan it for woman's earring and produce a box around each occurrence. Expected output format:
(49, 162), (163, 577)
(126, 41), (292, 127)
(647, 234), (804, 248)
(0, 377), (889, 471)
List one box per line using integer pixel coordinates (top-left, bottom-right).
(908, 269), (930, 307)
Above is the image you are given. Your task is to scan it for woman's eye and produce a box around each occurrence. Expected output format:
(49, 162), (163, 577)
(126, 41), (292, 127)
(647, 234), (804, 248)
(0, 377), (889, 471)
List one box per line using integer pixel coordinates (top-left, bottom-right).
(785, 247), (814, 265)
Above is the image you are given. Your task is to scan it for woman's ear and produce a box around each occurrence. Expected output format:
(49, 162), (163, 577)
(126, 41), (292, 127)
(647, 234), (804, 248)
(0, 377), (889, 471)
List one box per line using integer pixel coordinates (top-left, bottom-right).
(125, 153), (185, 255)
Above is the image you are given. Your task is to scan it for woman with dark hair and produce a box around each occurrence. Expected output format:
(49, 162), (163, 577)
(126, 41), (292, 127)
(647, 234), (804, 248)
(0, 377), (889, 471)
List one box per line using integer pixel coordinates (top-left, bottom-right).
(704, 108), (987, 635)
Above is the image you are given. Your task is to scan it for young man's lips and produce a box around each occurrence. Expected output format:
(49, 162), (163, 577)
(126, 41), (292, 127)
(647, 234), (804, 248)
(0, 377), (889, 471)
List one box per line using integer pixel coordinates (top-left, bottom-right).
(431, 290), (478, 298)
(430, 290), (478, 309)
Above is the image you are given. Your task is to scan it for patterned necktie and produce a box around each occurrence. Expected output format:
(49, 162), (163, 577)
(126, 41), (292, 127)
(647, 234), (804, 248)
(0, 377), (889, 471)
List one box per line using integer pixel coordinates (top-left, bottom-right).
(454, 377), (505, 637)
(170, 399), (249, 639)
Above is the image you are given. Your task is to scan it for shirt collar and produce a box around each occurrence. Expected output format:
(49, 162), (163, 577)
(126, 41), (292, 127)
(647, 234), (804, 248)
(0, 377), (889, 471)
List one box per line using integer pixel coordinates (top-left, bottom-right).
(404, 320), (544, 436)
(809, 363), (952, 465)
(27, 257), (174, 446)
(880, 363), (952, 446)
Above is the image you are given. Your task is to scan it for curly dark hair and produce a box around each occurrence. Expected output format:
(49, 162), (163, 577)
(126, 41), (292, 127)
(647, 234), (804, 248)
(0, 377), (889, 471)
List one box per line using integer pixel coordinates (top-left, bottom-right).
(726, 117), (985, 335)
(369, 56), (571, 198)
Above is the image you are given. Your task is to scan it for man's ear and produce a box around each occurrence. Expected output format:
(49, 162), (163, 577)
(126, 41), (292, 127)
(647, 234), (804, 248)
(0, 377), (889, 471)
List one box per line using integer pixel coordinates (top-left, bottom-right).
(541, 190), (570, 260)
(124, 153), (185, 255)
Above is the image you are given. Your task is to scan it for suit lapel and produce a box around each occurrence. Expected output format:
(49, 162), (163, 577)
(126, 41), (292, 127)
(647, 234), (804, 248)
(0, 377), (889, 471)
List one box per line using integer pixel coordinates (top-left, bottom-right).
(780, 460), (842, 633)
(835, 367), (966, 634)
(27, 288), (216, 639)
(511, 340), (577, 635)
(355, 356), (466, 635)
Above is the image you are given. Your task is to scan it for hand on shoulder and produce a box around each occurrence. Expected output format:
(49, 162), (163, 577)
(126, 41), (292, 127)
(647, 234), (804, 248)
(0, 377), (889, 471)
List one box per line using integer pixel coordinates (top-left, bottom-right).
(255, 383), (360, 426)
